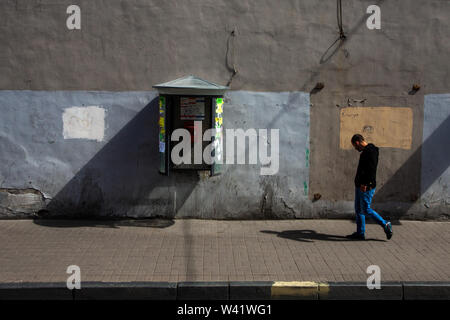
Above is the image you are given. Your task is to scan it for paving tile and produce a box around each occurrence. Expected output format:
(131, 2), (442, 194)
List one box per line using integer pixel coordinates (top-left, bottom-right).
(0, 220), (448, 284)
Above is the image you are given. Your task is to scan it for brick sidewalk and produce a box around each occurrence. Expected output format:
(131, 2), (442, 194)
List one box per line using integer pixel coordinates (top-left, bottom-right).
(0, 219), (448, 284)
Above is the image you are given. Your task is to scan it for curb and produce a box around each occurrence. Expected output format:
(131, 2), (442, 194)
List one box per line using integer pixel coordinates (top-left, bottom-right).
(76, 282), (177, 300)
(0, 282), (73, 300)
(0, 281), (448, 300)
(270, 281), (318, 300)
(318, 282), (403, 300)
(177, 282), (228, 300)
(403, 282), (450, 300)
(229, 281), (272, 300)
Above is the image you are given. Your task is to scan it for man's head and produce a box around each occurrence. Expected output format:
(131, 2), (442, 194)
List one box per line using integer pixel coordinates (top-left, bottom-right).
(351, 134), (367, 152)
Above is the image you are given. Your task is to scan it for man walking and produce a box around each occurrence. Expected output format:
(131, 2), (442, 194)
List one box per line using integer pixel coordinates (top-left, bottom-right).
(346, 134), (393, 240)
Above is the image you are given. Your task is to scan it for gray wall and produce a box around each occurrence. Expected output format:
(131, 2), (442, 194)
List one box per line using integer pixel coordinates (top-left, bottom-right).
(420, 94), (450, 217)
(0, 0), (449, 219)
(0, 90), (312, 219)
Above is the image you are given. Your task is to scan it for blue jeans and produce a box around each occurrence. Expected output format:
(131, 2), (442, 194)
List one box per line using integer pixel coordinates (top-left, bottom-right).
(355, 187), (387, 236)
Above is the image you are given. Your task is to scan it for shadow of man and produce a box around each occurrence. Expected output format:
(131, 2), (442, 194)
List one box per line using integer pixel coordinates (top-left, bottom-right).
(261, 230), (386, 243)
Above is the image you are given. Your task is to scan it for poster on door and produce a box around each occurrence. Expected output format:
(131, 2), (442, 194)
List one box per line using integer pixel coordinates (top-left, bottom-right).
(180, 97), (205, 120)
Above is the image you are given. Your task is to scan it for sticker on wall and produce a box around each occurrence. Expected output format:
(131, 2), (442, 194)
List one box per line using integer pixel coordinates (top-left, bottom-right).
(216, 98), (224, 114)
(339, 107), (413, 149)
(211, 97), (224, 176)
(159, 96), (167, 174)
(159, 116), (165, 134)
(215, 117), (223, 127)
(159, 141), (165, 153)
(62, 106), (105, 142)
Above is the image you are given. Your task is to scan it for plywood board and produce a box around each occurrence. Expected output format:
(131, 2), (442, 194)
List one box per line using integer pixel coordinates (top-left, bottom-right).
(340, 107), (413, 149)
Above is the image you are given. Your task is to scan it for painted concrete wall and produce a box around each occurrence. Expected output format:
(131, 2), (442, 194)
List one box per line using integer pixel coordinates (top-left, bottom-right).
(0, 91), (157, 217)
(0, 90), (311, 219)
(420, 94), (450, 218)
(0, 0), (449, 219)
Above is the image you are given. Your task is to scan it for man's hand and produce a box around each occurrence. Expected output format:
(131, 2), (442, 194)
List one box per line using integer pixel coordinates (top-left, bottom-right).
(360, 185), (368, 192)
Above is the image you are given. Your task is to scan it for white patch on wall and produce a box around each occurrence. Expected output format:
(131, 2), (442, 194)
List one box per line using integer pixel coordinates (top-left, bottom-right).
(62, 106), (105, 142)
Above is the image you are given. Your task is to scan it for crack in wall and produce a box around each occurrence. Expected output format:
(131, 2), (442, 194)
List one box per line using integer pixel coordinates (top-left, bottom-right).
(280, 198), (296, 216)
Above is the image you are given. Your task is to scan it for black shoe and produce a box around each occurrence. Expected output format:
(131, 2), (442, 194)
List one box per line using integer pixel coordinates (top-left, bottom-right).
(346, 232), (365, 240)
(384, 222), (393, 240)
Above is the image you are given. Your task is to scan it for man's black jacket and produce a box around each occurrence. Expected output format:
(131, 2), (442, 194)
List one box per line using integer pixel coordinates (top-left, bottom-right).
(354, 143), (379, 189)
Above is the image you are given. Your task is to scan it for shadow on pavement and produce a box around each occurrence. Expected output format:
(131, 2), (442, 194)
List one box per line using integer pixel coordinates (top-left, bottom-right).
(261, 230), (387, 243)
(32, 218), (175, 229)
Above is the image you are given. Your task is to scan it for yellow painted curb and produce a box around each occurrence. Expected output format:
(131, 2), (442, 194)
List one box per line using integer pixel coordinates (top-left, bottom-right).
(271, 281), (318, 298)
(318, 282), (330, 297)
